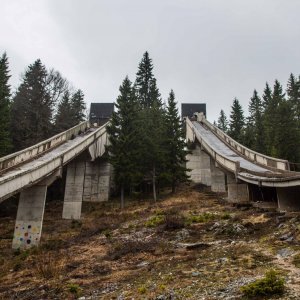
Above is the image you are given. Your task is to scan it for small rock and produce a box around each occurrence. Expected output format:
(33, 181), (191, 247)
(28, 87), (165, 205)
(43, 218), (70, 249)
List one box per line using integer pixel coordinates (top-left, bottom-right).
(210, 222), (220, 231)
(286, 236), (294, 242)
(279, 232), (292, 241)
(78, 297), (86, 300)
(277, 248), (294, 258)
(192, 271), (201, 277)
(276, 215), (287, 224)
(137, 261), (149, 267)
(217, 257), (228, 264)
(175, 228), (190, 241)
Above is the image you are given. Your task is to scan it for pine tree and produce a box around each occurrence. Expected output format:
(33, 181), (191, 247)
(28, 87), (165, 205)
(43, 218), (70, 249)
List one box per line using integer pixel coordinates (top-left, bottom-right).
(164, 90), (189, 192)
(217, 109), (228, 133)
(135, 51), (154, 108)
(0, 52), (12, 156)
(139, 99), (167, 201)
(263, 80), (285, 156)
(106, 77), (141, 208)
(276, 100), (300, 162)
(55, 90), (74, 132)
(11, 59), (53, 150)
(71, 89), (86, 124)
(229, 98), (245, 143)
(287, 73), (300, 122)
(262, 82), (272, 111)
(247, 90), (265, 152)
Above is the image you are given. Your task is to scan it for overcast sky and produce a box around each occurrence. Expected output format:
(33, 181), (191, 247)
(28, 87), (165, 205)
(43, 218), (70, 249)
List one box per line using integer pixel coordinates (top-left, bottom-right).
(1, 0), (300, 122)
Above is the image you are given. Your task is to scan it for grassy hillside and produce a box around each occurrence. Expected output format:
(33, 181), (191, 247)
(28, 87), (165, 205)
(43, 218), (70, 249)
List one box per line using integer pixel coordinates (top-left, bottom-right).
(0, 184), (300, 299)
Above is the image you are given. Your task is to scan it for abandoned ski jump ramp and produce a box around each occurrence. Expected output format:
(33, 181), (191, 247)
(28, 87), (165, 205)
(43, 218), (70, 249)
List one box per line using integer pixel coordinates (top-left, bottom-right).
(186, 113), (300, 211)
(0, 121), (111, 248)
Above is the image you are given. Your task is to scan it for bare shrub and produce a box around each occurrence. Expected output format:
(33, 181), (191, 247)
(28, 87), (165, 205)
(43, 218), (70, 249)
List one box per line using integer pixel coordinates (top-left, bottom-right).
(163, 213), (185, 230)
(35, 251), (65, 279)
(107, 239), (159, 260)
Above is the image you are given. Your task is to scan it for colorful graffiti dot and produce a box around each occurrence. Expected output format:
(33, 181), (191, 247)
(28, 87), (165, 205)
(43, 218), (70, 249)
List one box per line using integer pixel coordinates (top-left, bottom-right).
(28, 225), (31, 229)
(26, 239), (31, 244)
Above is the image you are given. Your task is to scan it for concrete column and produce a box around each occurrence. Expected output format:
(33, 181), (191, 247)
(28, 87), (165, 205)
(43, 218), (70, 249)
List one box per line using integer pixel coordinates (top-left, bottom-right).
(83, 160), (111, 202)
(226, 174), (249, 203)
(186, 145), (211, 186)
(210, 161), (226, 192)
(12, 185), (47, 249)
(277, 186), (300, 211)
(62, 160), (86, 219)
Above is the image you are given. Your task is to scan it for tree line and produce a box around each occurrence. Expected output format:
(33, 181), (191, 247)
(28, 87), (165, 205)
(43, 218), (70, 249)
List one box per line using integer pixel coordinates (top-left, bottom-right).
(217, 75), (300, 164)
(106, 52), (189, 207)
(0, 52), (86, 155)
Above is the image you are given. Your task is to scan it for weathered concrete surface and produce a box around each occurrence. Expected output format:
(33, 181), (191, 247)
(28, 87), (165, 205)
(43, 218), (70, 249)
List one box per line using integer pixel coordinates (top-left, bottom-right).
(227, 183), (249, 203)
(83, 160), (111, 202)
(227, 174), (249, 203)
(12, 185), (47, 249)
(186, 145), (211, 186)
(277, 186), (300, 211)
(62, 160), (86, 219)
(210, 161), (226, 192)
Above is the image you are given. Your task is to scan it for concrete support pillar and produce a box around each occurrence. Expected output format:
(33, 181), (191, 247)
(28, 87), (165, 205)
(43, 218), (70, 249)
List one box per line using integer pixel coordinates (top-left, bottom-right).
(277, 186), (300, 211)
(83, 160), (111, 202)
(186, 145), (211, 186)
(12, 185), (47, 249)
(210, 161), (226, 192)
(62, 160), (86, 219)
(226, 174), (249, 203)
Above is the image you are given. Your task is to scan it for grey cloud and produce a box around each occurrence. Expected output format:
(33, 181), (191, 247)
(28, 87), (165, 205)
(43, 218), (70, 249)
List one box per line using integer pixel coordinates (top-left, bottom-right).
(2, 0), (300, 121)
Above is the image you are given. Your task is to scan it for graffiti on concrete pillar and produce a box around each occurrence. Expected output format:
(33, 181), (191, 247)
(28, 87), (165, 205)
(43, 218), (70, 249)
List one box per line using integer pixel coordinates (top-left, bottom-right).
(12, 221), (42, 249)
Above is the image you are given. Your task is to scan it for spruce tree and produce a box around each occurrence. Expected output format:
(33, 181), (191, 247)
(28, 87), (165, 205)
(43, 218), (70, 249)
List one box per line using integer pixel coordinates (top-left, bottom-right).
(106, 77), (141, 208)
(11, 59), (53, 150)
(165, 90), (189, 192)
(287, 73), (300, 122)
(55, 90), (74, 132)
(217, 109), (228, 133)
(247, 90), (265, 153)
(0, 52), (12, 156)
(229, 98), (245, 143)
(139, 99), (167, 201)
(71, 89), (86, 124)
(263, 80), (285, 156)
(262, 82), (272, 111)
(135, 51), (154, 108)
(276, 100), (300, 162)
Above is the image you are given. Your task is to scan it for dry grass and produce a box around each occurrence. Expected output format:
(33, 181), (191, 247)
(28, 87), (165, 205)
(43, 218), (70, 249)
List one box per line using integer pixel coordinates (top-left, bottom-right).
(0, 184), (299, 299)
(34, 251), (66, 280)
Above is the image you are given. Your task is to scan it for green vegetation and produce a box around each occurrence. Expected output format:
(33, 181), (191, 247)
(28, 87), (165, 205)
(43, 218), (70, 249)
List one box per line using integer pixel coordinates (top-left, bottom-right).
(0, 52), (86, 154)
(186, 212), (216, 225)
(137, 285), (147, 294)
(107, 52), (190, 206)
(145, 214), (165, 227)
(68, 283), (82, 297)
(228, 98), (245, 143)
(292, 253), (300, 268)
(0, 52), (12, 156)
(217, 73), (300, 163)
(240, 269), (285, 298)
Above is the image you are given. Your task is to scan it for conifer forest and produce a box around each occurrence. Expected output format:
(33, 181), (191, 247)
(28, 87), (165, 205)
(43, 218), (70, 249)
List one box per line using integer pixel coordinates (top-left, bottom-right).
(1, 50), (300, 202)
